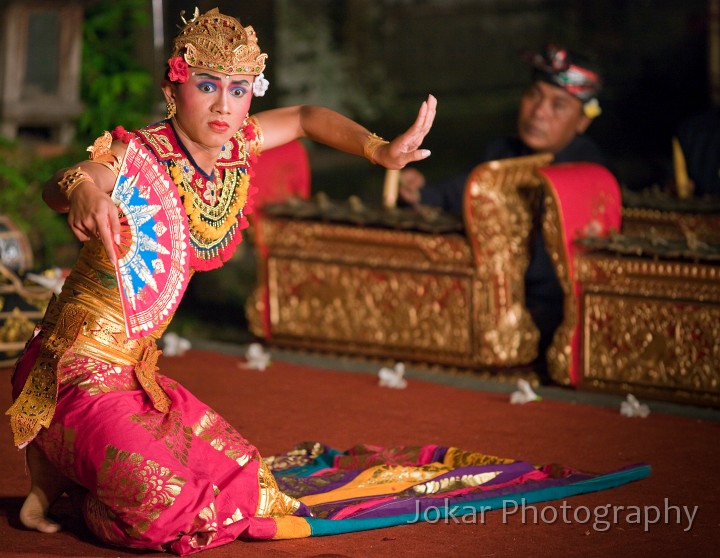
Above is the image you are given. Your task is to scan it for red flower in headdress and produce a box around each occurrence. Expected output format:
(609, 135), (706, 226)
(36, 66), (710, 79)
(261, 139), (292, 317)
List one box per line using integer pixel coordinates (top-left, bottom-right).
(168, 56), (189, 83)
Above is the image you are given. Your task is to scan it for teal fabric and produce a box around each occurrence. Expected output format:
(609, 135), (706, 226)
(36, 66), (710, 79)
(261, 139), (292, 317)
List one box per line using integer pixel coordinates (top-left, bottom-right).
(273, 448), (342, 478)
(306, 464), (652, 536)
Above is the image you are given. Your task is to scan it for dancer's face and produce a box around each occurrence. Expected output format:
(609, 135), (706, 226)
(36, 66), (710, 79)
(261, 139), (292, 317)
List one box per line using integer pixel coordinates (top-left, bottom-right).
(166, 68), (254, 151)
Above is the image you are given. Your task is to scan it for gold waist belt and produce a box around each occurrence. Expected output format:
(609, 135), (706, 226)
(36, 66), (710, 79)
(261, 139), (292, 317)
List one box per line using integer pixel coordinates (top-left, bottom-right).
(7, 251), (170, 447)
(44, 300), (142, 363)
(44, 299), (170, 413)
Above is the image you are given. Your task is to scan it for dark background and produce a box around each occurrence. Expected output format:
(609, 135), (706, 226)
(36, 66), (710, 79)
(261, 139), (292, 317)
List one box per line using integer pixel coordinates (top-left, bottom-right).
(158, 0), (712, 196)
(154, 0), (714, 341)
(3, 0), (712, 342)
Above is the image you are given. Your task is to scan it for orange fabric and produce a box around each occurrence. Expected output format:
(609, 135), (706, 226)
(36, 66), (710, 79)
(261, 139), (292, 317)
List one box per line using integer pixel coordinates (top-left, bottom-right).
(298, 464), (449, 507)
(272, 516), (313, 539)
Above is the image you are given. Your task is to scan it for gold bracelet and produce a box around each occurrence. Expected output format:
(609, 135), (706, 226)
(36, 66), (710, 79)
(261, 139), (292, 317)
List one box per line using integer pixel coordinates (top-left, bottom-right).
(87, 153), (121, 178)
(363, 132), (389, 165)
(59, 167), (94, 200)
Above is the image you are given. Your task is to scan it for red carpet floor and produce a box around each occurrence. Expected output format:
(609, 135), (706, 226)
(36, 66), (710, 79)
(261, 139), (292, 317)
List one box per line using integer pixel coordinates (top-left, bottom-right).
(1, 348), (718, 557)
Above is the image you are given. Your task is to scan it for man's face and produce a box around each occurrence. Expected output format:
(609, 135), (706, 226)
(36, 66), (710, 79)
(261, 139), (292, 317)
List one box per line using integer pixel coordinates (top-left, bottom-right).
(517, 80), (591, 154)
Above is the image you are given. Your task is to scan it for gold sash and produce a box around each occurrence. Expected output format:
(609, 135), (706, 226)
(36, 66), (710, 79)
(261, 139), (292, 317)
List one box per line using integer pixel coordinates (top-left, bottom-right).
(6, 242), (171, 447)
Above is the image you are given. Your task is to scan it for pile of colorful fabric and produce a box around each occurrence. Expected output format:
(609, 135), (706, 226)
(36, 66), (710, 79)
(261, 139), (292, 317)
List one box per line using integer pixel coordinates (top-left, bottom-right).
(264, 442), (651, 536)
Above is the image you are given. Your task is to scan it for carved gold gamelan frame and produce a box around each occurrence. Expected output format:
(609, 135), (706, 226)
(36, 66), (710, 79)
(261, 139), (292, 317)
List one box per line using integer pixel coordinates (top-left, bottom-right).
(247, 153), (553, 369)
(577, 253), (720, 407)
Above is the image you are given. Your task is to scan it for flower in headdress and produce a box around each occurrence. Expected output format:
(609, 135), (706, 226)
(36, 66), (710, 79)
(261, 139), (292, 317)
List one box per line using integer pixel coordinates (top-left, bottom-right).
(253, 73), (269, 97)
(168, 56), (189, 83)
(583, 98), (602, 119)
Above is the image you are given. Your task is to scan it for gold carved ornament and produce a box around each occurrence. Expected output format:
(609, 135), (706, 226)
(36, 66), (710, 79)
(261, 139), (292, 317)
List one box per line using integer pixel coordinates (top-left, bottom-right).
(540, 189), (574, 386)
(463, 154), (551, 365)
(86, 130), (122, 178)
(172, 8), (267, 76)
(578, 254), (720, 404)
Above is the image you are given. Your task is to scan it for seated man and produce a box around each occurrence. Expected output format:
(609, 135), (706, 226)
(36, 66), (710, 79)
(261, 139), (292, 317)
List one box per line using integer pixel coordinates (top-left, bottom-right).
(399, 44), (606, 383)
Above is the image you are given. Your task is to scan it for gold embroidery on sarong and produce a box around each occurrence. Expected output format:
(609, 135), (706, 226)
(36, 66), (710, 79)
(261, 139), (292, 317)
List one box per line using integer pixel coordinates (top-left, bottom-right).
(193, 409), (256, 467)
(6, 240), (173, 447)
(263, 441), (324, 473)
(130, 409), (192, 466)
(134, 341), (170, 413)
(6, 301), (87, 447)
(442, 447), (515, 468)
(412, 471), (501, 494)
(85, 495), (127, 547)
(96, 445), (185, 539)
(256, 460), (302, 517)
(361, 463), (447, 486)
(222, 508), (244, 526)
(60, 354), (135, 394)
(299, 464), (449, 508)
(184, 502), (219, 550)
(35, 422), (79, 483)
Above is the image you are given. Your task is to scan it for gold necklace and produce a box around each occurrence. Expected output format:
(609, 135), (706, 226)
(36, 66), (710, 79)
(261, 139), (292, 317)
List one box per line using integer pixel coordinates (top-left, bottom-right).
(169, 161), (249, 244)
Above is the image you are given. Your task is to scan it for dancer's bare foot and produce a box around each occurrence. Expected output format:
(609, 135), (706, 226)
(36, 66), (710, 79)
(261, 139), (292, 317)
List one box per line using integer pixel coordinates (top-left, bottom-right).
(19, 443), (71, 533)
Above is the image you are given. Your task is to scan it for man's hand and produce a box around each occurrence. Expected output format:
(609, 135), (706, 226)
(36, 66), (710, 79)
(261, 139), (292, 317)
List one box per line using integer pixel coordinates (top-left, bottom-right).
(399, 167), (426, 206)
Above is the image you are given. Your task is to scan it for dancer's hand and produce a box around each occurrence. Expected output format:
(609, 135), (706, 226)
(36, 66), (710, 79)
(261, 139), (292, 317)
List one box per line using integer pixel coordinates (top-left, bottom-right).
(66, 180), (121, 265)
(372, 94), (437, 169)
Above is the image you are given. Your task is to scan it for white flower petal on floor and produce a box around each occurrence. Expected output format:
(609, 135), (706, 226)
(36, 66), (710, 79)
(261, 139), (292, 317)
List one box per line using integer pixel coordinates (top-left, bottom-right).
(240, 342), (271, 370)
(162, 332), (191, 357)
(510, 379), (541, 404)
(620, 393), (650, 418)
(378, 362), (407, 389)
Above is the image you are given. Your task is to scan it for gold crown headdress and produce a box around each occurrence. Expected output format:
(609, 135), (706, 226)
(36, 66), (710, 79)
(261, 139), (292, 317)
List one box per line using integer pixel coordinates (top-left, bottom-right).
(171, 7), (267, 76)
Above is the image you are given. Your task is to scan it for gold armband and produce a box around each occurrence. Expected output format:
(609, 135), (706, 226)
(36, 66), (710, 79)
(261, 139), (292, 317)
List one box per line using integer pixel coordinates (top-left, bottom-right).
(86, 130), (121, 177)
(87, 152), (121, 177)
(59, 167), (94, 201)
(364, 132), (389, 165)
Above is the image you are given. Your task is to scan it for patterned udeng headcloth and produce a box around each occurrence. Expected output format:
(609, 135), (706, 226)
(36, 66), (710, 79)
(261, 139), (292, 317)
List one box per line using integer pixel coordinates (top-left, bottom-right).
(525, 44), (602, 103)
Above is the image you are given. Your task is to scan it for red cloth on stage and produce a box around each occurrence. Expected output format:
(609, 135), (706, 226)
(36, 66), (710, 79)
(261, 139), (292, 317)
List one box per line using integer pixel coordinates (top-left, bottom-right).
(250, 140), (311, 340)
(537, 163), (622, 385)
(253, 140), (311, 207)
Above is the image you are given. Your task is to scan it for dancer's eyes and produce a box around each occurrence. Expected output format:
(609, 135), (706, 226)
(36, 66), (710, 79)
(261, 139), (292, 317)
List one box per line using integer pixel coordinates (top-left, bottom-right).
(230, 86), (248, 98)
(197, 81), (217, 93)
